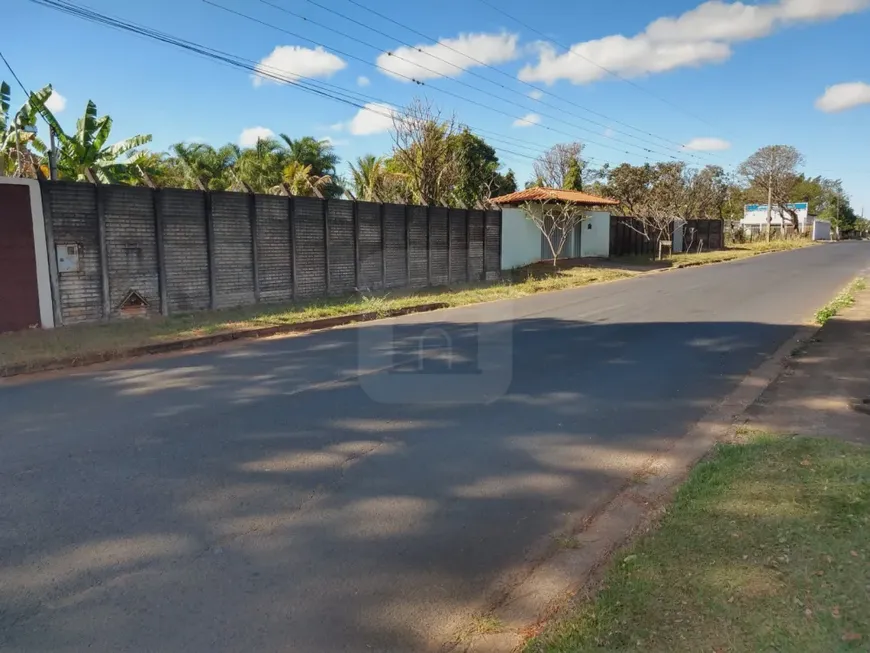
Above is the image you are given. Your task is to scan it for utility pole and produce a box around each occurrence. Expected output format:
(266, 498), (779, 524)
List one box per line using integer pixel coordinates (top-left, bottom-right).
(765, 167), (773, 243)
(49, 128), (58, 180)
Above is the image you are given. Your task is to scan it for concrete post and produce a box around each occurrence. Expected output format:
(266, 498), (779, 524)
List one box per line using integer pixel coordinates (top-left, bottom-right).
(94, 183), (111, 321)
(38, 180), (63, 326)
(380, 203), (386, 289)
(204, 191), (217, 310)
(152, 189), (169, 315)
(323, 198), (331, 294)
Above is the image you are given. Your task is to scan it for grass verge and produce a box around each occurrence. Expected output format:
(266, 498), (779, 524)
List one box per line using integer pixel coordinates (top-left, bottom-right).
(618, 239), (815, 269)
(0, 266), (632, 371)
(0, 238), (820, 373)
(525, 433), (870, 652)
(815, 278), (867, 325)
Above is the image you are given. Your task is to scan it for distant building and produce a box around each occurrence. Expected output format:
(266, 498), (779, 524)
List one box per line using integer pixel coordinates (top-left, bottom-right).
(741, 202), (831, 240)
(741, 202), (814, 233)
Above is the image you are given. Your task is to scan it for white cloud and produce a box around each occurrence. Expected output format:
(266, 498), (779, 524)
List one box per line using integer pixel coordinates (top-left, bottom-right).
(520, 36), (730, 85)
(357, 76), (371, 87)
(253, 45), (346, 86)
(520, 0), (870, 85)
(239, 126), (275, 146)
(603, 127), (615, 138)
(815, 81), (870, 113)
(682, 136), (732, 151)
(512, 113), (541, 128)
(528, 89), (544, 100)
(779, 0), (870, 21)
(348, 103), (396, 135)
(44, 90), (66, 113)
(644, 2), (779, 44)
(377, 32), (519, 81)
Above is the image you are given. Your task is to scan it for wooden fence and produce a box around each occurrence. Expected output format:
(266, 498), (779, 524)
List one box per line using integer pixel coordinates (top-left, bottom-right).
(610, 216), (724, 257)
(684, 219), (724, 250)
(609, 216), (657, 257)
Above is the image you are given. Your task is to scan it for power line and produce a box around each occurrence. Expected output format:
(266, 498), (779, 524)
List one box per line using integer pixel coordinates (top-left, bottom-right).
(20, 0), (546, 169)
(250, 0), (697, 161)
(473, 0), (723, 132)
(260, 0), (709, 162)
(203, 0), (679, 163)
(0, 50), (32, 97)
(25, 0), (668, 177)
(335, 0), (721, 154)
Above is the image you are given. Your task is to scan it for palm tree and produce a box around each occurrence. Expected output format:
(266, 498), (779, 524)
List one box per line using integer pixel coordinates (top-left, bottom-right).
(277, 160), (332, 197)
(279, 134), (338, 178)
(1, 82), (50, 177)
(349, 154), (393, 202)
(170, 142), (239, 191)
(125, 149), (187, 188)
(39, 99), (151, 183)
(234, 137), (287, 192)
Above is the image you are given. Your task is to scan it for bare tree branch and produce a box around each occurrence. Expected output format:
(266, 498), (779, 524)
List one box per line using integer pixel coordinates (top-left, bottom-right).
(520, 199), (587, 266)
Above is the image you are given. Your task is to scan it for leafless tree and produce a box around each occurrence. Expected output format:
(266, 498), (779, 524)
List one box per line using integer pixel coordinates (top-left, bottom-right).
(521, 199), (587, 266)
(533, 142), (585, 189)
(738, 145), (804, 238)
(391, 98), (458, 206)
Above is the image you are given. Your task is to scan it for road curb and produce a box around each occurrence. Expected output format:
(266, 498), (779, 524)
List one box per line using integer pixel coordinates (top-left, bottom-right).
(454, 320), (827, 653)
(0, 302), (450, 378)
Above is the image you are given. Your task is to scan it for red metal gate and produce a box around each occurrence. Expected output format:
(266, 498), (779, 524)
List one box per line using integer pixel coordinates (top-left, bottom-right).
(0, 184), (41, 332)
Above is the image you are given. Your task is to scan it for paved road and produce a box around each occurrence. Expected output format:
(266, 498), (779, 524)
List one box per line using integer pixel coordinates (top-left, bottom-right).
(2, 243), (868, 653)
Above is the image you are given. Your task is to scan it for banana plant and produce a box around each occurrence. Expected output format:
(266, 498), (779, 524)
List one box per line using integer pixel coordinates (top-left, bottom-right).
(0, 81), (50, 176)
(38, 98), (151, 183)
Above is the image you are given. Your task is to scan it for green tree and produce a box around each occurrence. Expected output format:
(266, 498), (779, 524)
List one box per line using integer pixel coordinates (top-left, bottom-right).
(450, 128), (502, 207)
(125, 149), (187, 187)
(1, 81), (51, 177)
(279, 134), (343, 198)
(562, 158), (583, 191)
(492, 168), (517, 198)
(39, 99), (151, 183)
(234, 137), (287, 193)
(390, 98), (458, 206)
(279, 135), (338, 177)
(280, 161), (332, 197)
(169, 142), (238, 190)
(349, 154), (403, 202)
(601, 163), (653, 216)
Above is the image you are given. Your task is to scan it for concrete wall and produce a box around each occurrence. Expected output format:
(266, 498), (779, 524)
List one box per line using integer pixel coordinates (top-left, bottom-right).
(579, 211), (610, 258)
(36, 180), (502, 327)
(812, 219), (832, 241)
(501, 207), (543, 269)
(501, 206), (613, 268)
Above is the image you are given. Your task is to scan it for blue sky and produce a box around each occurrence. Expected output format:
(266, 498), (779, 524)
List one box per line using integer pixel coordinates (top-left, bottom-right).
(5, 0), (870, 211)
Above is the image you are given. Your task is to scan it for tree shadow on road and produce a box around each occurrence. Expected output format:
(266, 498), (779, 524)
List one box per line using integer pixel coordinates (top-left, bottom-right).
(0, 315), (816, 652)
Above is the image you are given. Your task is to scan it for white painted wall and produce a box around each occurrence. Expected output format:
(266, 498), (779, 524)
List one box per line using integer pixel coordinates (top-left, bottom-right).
(742, 203), (811, 229)
(579, 211), (610, 258)
(812, 219), (832, 241)
(0, 177), (54, 328)
(501, 207), (543, 269)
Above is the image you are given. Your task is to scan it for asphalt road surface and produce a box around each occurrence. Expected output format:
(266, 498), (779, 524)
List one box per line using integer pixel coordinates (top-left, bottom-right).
(2, 242), (868, 653)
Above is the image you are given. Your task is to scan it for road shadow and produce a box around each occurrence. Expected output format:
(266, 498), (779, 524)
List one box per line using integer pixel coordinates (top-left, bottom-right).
(0, 314), (816, 652)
